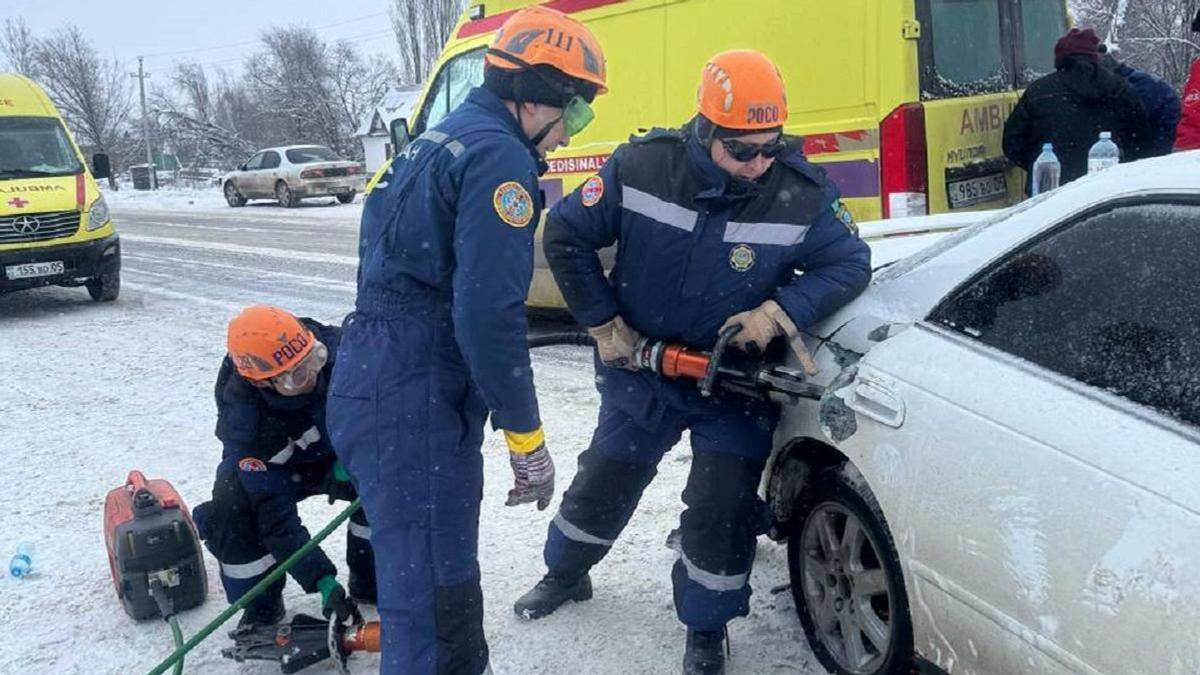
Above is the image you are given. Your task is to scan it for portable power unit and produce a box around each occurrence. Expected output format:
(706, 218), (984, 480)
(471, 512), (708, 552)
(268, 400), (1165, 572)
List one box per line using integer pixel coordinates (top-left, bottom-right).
(103, 470), (208, 620)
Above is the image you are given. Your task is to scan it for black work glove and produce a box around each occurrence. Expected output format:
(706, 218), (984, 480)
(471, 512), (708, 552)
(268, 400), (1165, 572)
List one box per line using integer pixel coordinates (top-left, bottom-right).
(318, 576), (362, 625)
(322, 460), (357, 504)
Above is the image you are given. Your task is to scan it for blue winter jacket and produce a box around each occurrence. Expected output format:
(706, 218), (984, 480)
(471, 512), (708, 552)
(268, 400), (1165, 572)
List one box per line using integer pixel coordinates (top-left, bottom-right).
(1117, 63), (1182, 157)
(352, 87), (543, 433)
(545, 124), (871, 424)
(214, 318), (340, 591)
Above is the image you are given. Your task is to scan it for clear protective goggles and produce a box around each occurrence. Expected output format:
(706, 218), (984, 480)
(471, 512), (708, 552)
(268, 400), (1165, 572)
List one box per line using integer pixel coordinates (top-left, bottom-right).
(256, 340), (328, 395)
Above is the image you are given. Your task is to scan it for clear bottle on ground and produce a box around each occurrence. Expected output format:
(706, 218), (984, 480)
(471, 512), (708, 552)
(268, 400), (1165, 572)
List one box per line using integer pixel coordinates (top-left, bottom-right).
(1088, 131), (1120, 174)
(1031, 143), (1061, 196)
(9, 542), (34, 579)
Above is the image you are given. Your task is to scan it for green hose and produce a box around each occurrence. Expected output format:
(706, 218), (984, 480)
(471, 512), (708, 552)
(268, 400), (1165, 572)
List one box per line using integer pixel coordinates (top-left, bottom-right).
(144, 499), (362, 675)
(167, 616), (184, 675)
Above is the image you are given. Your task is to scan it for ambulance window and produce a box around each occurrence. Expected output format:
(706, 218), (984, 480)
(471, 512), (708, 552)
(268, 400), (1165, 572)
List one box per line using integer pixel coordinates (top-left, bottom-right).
(919, 0), (1010, 98)
(413, 49), (486, 136)
(0, 116), (82, 177)
(1017, 0), (1068, 83)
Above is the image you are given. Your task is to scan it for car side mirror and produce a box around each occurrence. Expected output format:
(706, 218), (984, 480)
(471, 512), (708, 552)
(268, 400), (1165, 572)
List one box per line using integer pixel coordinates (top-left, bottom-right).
(390, 118), (411, 153)
(91, 153), (111, 179)
(239, 163), (247, 171)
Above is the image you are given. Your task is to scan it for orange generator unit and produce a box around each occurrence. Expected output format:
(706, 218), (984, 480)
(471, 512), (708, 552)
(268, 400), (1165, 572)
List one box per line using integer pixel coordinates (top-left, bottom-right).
(103, 470), (208, 620)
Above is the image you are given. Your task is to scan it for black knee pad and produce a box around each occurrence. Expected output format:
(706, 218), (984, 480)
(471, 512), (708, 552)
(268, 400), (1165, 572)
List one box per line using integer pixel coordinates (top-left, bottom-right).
(679, 453), (766, 573)
(435, 579), (489, 675)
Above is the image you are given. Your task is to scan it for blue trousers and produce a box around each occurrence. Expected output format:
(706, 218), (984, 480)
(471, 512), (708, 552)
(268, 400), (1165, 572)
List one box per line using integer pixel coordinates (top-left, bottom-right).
(327, 301), (490, 675)
(545, 395), (776, 631)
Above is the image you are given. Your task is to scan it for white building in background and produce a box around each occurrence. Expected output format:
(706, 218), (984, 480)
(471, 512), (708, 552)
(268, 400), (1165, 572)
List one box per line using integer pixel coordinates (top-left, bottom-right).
(357, 87), (422, 174)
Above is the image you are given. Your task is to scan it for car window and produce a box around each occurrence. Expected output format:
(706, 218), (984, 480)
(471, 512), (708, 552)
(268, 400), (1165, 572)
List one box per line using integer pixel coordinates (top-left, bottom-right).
(1017, 0), (1068, 84)
(260, 151), (281, 169)
(412, 48), (486, 136)
(286, 146), (337, 164)
(243, 153), (265, 171)
(919, 0), (1010, 99)
(929, 202), (1200, 426)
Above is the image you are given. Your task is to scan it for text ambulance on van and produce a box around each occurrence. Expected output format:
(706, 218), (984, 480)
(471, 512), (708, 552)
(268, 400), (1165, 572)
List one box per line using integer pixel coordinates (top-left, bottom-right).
(379, 0), (1069, 308)
(0, 73), (121, 302)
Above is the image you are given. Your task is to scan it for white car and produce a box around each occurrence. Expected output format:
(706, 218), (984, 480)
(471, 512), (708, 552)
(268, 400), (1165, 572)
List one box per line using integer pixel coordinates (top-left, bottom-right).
(222, 145), (365, 208)
(764, 151), (1200, 675)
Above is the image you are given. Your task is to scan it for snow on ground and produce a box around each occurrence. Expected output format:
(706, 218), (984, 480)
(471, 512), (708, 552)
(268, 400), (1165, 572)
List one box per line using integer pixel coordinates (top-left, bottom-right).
(101, 185), (365, 222)
(0, 281), (824, 674)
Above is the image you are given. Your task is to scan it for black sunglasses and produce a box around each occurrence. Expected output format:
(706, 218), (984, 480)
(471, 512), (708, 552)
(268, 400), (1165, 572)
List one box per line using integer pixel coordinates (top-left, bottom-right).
(720, 137), (787, 162)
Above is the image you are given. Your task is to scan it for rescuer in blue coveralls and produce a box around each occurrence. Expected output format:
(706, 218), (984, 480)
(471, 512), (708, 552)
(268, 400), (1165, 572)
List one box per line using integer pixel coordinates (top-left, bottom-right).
(193, 305), (373, 631)
(325, 7), (609, 675)
(512, 51), (873, 675)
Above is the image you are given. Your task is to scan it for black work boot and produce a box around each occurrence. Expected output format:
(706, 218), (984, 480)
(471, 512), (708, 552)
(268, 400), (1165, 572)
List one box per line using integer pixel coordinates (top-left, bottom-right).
(513, 573), (592, 620)
(236, 593), (285, 630)
(682, 626), (728, 675)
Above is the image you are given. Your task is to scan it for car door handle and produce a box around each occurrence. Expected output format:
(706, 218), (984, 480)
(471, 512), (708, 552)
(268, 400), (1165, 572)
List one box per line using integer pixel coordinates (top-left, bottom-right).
(846, 378), (905, 428)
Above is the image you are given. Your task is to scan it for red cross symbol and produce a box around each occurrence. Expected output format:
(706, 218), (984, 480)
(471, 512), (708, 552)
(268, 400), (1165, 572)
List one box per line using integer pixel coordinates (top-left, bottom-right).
(7, 197), (29, 208)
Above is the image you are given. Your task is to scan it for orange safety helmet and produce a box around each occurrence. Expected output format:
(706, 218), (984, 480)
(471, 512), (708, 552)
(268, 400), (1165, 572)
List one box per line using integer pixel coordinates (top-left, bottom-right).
(696, 50), (789, 131)
(485, 6), (608, 95)
(227, 305), (316, 381)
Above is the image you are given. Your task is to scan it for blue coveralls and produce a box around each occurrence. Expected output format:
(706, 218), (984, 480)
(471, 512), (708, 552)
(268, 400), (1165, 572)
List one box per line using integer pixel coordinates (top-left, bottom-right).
(542, 124), (872, 631)
(193, 320), (375, 613)
(327, 87), (544, 675)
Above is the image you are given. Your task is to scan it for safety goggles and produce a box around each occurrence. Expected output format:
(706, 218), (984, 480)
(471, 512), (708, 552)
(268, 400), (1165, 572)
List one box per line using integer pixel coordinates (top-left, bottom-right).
(252, 341), (328, 395)
(561, 95), (595, 137)
(720, 137), (788, 162)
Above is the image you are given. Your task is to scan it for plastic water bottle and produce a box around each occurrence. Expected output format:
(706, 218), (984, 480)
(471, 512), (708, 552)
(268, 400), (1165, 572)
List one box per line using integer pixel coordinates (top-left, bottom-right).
(1088, 131), (1120, 174)
(9, 543), (34, 579)
(1031, 143), (1061, 196)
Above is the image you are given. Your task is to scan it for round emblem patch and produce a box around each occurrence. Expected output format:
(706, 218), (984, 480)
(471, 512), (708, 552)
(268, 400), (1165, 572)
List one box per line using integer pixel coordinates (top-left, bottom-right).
(580, 175), (604, 207)
(729, 244), (756, 272)
(239, 457), (268, 472)
(493, 181), (534, 228)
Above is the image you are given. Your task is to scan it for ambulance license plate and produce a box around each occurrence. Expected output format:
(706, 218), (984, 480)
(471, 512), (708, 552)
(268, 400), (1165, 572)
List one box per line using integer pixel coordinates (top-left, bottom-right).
(947, 172), (1007, 209)
(6, 260), (64, 280)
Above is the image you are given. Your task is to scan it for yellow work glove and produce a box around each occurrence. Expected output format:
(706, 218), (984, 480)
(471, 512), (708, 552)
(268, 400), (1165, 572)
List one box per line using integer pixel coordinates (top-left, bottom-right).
(719, 300), (788, 354)
(503, 428), (555, 511)
(587, 315), (641, 370)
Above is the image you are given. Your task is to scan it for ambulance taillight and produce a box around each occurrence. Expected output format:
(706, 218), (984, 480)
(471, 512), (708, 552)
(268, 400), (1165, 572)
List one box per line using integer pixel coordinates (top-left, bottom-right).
(880, 103), (929, 219)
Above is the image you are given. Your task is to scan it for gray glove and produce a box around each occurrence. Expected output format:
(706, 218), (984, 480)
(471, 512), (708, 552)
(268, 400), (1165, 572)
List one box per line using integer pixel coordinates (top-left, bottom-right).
(505, 443), (555, 511)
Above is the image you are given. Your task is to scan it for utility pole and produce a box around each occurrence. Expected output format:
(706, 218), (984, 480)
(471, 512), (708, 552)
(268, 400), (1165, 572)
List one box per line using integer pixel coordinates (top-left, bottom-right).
(131, 56), (156, 189)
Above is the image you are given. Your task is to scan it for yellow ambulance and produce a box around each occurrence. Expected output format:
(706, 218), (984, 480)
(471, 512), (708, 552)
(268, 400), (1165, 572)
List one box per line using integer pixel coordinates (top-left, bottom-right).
(389, 0), (1069, 307)
(0, 73), (120, 301)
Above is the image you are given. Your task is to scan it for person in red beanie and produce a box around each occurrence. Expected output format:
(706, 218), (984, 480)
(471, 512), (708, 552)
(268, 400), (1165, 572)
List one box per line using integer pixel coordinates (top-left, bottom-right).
(1004, 27), (1149, 193)
(1174, 10), (1200, 151)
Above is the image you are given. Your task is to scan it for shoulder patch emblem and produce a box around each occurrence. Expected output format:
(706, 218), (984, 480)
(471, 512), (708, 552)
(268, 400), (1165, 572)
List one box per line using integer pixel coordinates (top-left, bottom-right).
(580, 175), (604, 207)
(239, 457), (267, 472)
(729, 244), (756, 272)
(833, 200), (859, 237)
(493, 181), (534, 227)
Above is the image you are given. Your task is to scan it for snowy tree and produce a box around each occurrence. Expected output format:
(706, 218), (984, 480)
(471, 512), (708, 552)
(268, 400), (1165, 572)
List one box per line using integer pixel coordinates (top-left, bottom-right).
(390, 0), (465, 84)
(1072, 0), (1200, 88)
(31, 25), (135, 187)
(1, 18), (40, 77)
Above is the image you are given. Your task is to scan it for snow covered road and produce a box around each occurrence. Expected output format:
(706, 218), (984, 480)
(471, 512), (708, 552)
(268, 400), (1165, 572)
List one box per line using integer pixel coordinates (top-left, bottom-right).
(0, 203), (826, 675)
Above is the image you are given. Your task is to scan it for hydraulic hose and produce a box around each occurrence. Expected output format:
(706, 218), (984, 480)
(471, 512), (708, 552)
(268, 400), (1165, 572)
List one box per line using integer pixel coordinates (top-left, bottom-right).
(143, 499), (363, 675)
(167, 616), (184, 675)
(527, 331), (595, 349)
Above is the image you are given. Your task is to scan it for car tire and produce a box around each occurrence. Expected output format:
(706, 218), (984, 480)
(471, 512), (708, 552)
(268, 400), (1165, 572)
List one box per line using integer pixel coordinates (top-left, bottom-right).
(224, 181), (247, 207)
(276, 180), (297, 208)
(86, 271), (120, 302)
(336, 192), (355, 204)
(787, 465), (914, 675)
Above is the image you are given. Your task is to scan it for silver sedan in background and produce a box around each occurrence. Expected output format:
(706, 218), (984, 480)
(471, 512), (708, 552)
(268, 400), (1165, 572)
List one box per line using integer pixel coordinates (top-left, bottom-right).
(222, 145), (365, 207)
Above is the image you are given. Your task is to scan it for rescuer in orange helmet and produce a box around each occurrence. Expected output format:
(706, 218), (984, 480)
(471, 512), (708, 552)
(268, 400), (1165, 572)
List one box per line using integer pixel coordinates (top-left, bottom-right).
(517, 50), (871, 675)
(192, 305), (375, 635)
